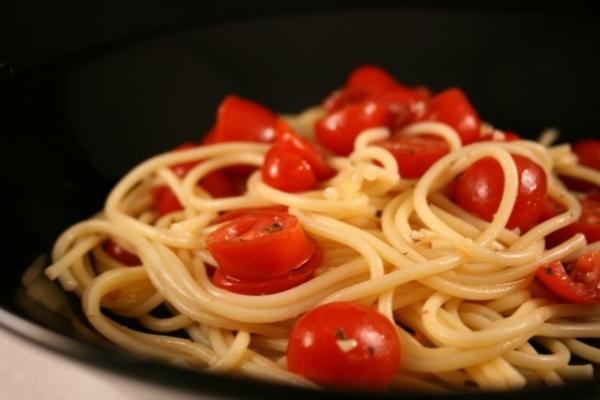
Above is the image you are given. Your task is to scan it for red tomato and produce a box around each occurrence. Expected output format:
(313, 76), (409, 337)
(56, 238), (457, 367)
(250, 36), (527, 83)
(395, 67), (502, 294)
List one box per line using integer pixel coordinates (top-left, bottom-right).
(261, 146), (318, 192)
(369, 86), (426, 128)
(451, 154), (547, 232)
(206, 211), (315, 281)
(316, 101), (390, 156)
(287, 302), (401, 390)
(374, 135), (449, 179)
(152, 186), (183, 216)
(424, 88), (481, 145)
(479, 130), (521, 142)
(274, 119), (335, 180)
(213, 206), (289, 224)
(573, 139), (600, 171)
(323, 65), (398, 112)
(202, 127), (218, 145)
(536, 251), (600, 304)
(545, 193), (600, 247)
(104, 240), (141, 266)
(211, 244), (322, 295)
(213, 95), (277, 143)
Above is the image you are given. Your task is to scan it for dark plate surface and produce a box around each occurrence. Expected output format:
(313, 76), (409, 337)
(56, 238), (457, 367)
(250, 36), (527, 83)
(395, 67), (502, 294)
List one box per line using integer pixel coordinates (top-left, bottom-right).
(1, 6), (599, 399)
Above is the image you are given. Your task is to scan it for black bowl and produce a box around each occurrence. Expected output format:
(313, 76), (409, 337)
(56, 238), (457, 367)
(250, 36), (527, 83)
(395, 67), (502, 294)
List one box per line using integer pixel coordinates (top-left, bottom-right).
(1, 5), (599, 399)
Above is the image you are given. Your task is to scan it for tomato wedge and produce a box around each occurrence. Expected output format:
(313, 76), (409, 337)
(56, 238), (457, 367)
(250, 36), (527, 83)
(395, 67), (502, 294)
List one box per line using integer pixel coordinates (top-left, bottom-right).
(536, 251), (600, 304)
(573, 139), (600, 171)
(213, 95), (277, 143)
(545, 193), (600, 247)
(424, 88), (481, 145)
(316, 101), (389, 156)
(211, 244), (322, 295)
(206, 211), (316, 281)
(104, 239), (141, 266)
(262, 146), (318, 192)
(450, 154), (547, 232)
(374, 134), (449, 179)
(274, 119), (334, 180)
(287, 302), (401, 390)
(323, 65), (398, 112)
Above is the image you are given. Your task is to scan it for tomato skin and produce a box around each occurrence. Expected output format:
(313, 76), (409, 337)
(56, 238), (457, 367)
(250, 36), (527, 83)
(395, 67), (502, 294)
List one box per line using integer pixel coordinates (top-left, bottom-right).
(262, 146), (318, 192)
(452, 154), (547, 232)
(211, 243), (322, 295)
(104, 240), (141, 266)
(152, 185), (183, 216)
(287, 302), (401, 390)
(545, 193), (600, 247)
(316, 101), (390, 156)
(536, 251), (600, 304)
(425, 88), (481, 145)
(206, 212), (315, 281)
(213, 95), (277, 143)
(573, 139), (600, 171)
(369, 86), (425, 129)
(274, 119), (335, 180)
(374, 135), (449, 179)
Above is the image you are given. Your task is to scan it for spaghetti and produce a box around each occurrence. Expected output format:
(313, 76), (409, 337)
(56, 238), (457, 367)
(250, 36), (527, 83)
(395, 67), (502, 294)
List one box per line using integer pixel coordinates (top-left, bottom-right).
(44, 68), (600, 392)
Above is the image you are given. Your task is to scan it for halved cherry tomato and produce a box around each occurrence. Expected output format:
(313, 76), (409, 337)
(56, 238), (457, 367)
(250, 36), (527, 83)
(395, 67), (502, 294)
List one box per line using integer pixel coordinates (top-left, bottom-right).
(451, 154), (547, 232)
(561, 139), (600, 191)
(213, 95), (277, 143)
(104, 239), (141, 266)
(545, 193), (600, 247)
(262, 146), (318, 192)
(201, 126), (218, 145)
(287, 302), (401, 390)
(424, 88), (481, 145)
(316, 101), (389, 156)
(374, 134), (449, 179)
(536, 250), (600, 304)
(211, 244), (322, 295)
(152, 186), (183, 216)
(206, 211), (315, 281)
(479, 130), (521, 142)
(573, 139), (600, 171)
(323, 65), (398, 112)
(369, 86), (426, 129)
(213, 206), (288, 224)
(274, 119), (335, 180)
(170, 142), (200, 178)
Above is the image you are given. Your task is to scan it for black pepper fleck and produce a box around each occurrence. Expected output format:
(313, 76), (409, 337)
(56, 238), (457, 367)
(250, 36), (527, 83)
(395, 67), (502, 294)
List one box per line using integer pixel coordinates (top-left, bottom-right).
(335, 328), (347, 340)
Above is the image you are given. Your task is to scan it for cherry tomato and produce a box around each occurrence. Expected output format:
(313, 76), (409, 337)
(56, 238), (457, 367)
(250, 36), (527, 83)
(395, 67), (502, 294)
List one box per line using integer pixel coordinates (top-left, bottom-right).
(213, 95), (277, 143)
(536, 250), (600, 304)
(369, 86), (426, 128)
(573, 139), (600, 171)
(104, 239), (141, 266)
(479, 130), (521, 142)
(374, 134), (449, 179)
(316, 101), (389, 156)
(206, 211), (315, 281)
(561, 139), (600, 191)
(323, 65), (398, 112)
(202, 126), (218, 145)
(213, 206), (289, 224)
(424, 88), (481, 145)
(262, 146), (318, 192)
(170, 142), (200, 178)
(451, 154), (547, 232)
(274, 119), (335, 180)
(545, 193), (600, 247)
(287, 302), (401, 390)
(152, 185), (183, 216)
(211, 244), (322, 295)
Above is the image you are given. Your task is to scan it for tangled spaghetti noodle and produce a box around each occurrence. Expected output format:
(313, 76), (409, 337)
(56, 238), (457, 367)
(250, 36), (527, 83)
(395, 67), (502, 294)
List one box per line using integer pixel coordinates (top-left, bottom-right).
(43, 86), (600, 392)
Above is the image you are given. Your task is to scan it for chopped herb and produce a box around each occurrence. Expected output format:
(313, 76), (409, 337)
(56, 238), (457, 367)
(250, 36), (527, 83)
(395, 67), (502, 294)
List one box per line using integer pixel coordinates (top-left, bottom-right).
(335, 327), (347, 340)
(264, 220), (284, 233)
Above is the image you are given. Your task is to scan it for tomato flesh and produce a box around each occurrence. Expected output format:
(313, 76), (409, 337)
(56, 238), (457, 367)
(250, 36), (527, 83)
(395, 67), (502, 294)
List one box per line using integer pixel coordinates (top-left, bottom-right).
(206, 212), (315, 281)
(573, 139), (600, 171)
(287, 302), (401, 390)
(374, 134), (449, 179)
(451, 154), (547, 232)
(104, 240), (141, 266)
(545, 193), (600, 247)
(536, 251), (600, 304)
(213, 206), (289, 224)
